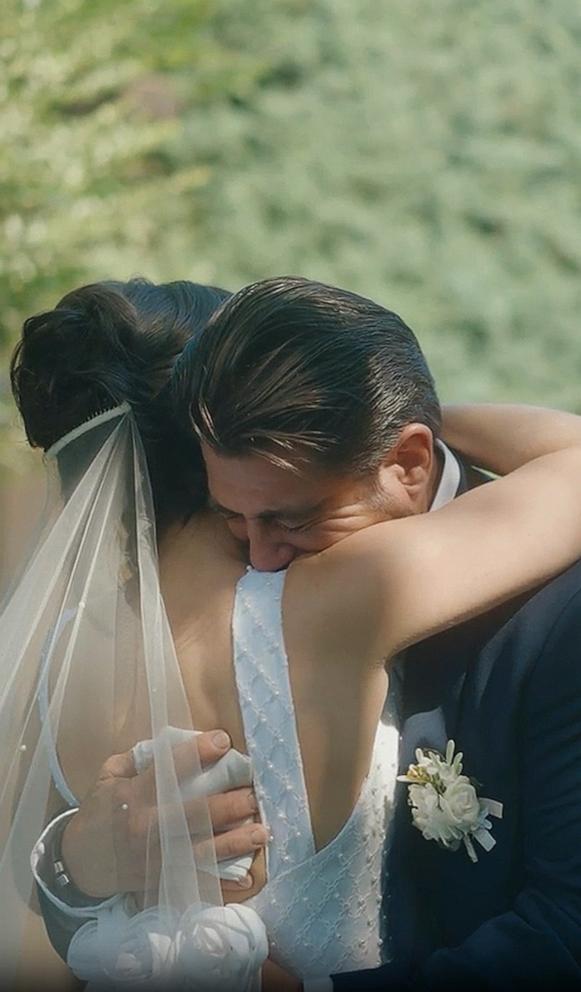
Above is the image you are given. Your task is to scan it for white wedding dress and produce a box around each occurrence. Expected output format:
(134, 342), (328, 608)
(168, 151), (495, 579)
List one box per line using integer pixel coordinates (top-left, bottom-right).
(35, 566), (399, 984)
(233, 568), (399, 980)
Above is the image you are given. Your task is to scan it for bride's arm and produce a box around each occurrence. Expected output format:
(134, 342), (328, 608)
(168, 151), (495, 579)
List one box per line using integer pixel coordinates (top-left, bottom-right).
(291, 443), (581, 666)
(442, 404), (581, 476)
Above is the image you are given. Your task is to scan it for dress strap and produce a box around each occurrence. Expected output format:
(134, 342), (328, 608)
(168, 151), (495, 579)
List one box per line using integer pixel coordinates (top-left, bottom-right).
(233, 569), (315, 878)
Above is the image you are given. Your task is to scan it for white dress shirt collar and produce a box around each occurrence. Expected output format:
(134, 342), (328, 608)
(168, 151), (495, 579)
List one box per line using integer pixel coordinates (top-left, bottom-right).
(430, 441), (461, 512)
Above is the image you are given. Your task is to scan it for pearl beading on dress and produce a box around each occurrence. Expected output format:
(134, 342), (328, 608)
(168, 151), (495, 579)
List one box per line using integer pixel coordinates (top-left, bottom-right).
(234, 571), (315, 878)
(232, 568), (400, 981)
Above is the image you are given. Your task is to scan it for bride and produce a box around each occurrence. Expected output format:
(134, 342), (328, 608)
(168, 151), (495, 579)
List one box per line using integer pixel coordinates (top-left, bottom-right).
(4, 278), (581, 990)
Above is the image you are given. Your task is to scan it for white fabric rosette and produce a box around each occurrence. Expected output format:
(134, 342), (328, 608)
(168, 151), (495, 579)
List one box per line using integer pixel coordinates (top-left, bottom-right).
(173, 904), (268, 991)
(68, 897), (268, 990)
(68, 901), (175, 985)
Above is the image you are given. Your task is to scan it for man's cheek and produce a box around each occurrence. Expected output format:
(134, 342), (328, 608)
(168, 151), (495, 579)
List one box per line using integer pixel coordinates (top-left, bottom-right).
(292, 530), (346, 554)
(301, 517), (378, 552)
(227, 520), (248, 542)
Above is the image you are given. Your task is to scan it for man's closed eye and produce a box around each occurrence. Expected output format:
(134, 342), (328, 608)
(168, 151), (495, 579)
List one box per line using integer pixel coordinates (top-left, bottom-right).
(277, 519), (315, 533)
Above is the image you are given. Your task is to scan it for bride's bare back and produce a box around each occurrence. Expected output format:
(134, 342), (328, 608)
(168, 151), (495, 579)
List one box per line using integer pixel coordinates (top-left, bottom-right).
(159, 510), (389, 902)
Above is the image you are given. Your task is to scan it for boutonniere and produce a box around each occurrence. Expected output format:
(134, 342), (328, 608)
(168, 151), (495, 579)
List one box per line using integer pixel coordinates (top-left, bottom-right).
(397, 740), (503, 863)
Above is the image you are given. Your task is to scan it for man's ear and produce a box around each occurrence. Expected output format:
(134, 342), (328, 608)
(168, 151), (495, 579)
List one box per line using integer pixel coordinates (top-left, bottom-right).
(378, 424), (435, 507)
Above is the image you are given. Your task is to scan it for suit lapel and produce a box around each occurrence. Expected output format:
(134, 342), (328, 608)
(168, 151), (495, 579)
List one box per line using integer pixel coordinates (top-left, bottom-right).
(386, 452), (481, 963)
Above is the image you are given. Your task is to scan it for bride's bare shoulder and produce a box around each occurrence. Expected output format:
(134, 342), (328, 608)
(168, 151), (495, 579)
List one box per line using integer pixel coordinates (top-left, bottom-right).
(160, 511), (245, 610)
(282, 545), (390, 675)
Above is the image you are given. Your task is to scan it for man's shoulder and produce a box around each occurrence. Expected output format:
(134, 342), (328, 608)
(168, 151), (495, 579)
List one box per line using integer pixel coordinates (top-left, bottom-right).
(407, 559), (581, 676)
(478, 558), (581, 653)
(400, 560), (581, 737)
(474, 559), (581, 689)
(512, 557), (581, 627)
(504, 558), (581, 680)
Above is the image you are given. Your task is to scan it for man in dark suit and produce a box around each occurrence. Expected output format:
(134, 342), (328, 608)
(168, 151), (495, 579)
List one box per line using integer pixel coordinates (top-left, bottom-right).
(181, 278), (581, 991)
(331, 458), (581, 991)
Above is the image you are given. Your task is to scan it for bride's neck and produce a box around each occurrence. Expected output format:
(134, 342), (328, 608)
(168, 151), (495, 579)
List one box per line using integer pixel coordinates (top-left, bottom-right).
(159, 508), (245, 565)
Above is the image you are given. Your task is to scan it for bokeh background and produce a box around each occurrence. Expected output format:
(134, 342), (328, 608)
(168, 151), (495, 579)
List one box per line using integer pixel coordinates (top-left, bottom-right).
(2, 0), (581, 584)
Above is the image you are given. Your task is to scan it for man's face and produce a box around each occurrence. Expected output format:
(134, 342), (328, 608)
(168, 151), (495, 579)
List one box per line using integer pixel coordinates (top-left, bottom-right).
(202, 442), (419, 571)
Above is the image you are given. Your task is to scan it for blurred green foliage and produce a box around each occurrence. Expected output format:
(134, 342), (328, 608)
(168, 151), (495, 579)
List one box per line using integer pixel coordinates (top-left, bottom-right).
(2, 0), (581, 469)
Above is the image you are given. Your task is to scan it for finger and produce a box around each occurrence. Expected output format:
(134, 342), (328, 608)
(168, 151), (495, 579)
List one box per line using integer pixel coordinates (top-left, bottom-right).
(211, 823), (269, 863)
(193, 730), (232, 769)
(192, 869), (254, 896)
(198, 788), (258, 833)
(122, 788), (258, 843)
(221, 873), (254, 893)
(105, 730), (230, 796)
(98, 749), (138, 781)
(114, 828), (264, 893)
(135, 731), (232, 802)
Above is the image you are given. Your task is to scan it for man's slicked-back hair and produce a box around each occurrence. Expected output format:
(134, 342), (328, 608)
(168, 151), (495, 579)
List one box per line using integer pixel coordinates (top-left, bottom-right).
(173, 277), (441, 475)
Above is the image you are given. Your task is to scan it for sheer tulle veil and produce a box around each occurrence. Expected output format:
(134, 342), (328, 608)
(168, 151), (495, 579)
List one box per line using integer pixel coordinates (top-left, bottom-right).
(0, 402), (266, 989)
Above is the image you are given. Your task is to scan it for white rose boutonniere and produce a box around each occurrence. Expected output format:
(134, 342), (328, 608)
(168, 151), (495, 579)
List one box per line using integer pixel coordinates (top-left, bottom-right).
(398, 740), (503, 863)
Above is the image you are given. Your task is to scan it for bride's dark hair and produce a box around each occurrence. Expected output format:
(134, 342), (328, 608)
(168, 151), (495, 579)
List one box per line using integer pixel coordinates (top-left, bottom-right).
(10, 278), (230, 526)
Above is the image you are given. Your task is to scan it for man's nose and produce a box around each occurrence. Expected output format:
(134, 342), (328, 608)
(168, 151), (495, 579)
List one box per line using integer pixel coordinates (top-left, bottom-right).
(247, 523), (297, 572)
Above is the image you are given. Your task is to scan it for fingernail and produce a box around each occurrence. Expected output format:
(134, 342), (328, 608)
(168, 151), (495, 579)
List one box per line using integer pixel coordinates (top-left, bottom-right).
(247, 790), (258, 813)
(212, 731), (230, 750)
(251, 826), (267, 846)
(237, 874), (253, 889)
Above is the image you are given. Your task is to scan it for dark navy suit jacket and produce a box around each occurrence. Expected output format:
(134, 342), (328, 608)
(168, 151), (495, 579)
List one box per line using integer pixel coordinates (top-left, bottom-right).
(335, 462), (581, 990)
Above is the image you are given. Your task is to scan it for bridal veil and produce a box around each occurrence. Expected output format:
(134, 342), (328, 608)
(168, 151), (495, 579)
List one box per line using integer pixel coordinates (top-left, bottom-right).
(0, 402), (266, 989)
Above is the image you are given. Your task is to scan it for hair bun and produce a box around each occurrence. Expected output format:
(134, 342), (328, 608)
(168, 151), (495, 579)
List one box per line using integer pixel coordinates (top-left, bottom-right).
(11, 284), (144, 450)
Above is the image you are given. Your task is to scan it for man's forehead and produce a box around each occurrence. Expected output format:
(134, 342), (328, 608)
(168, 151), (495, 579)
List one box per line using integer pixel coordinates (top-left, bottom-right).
(201, 442), (336, 517)
(203, 443), (319, 488)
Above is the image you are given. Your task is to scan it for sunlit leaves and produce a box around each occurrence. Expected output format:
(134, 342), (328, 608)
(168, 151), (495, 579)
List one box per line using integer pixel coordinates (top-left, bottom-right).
(2, 0), (581, 471)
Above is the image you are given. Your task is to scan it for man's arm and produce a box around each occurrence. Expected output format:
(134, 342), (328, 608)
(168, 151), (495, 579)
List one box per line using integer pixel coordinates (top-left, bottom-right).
(333, 586), (581, 991)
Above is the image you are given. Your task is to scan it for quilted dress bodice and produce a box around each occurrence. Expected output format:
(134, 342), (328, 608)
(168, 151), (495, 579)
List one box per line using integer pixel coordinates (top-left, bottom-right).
(233, 568), (399, 981)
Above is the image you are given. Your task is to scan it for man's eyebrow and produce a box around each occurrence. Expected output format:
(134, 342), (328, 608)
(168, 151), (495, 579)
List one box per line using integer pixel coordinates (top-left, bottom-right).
(207, 496), (236, 515)
(207, 495), (326, 522)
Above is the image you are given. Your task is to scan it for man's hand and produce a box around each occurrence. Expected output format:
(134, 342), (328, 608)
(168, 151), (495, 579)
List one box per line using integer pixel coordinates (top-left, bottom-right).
(61, 730), (267, 898)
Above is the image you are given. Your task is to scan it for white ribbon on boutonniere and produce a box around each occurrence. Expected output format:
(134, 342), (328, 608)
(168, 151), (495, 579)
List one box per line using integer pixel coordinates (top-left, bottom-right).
(397, 740), (503, 863)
